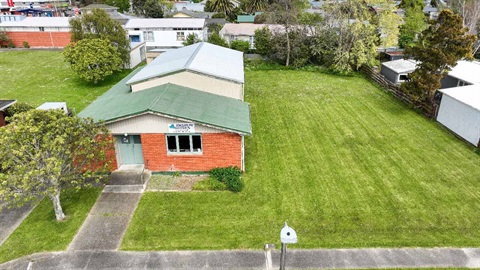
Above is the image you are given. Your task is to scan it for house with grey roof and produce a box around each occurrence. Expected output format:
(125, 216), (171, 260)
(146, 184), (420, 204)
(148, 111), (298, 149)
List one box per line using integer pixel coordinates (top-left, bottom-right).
(79, 42), (251, 172)
(124, 18), (207, 50)
(0, 100), (16, 127)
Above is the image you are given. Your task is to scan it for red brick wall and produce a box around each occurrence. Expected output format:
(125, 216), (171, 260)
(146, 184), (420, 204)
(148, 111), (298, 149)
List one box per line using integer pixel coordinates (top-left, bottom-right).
(141, 133), (242, 172)
(7, 31), (71, 48)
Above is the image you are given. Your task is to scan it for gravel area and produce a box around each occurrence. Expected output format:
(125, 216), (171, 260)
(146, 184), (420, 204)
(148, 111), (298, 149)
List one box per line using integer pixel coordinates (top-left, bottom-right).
(146, 175), (207, 191)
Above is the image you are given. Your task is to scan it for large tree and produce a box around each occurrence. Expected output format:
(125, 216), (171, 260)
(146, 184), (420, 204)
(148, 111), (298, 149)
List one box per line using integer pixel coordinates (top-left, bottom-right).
(132, 0), (165, 18)
(104, 0), (130, 13)
(210, 0), (235, 16)
(398, 0), (427, 48)
(312, 0), (379, 73)
(69, 9), (130, 66)
(401, 9), (477, 110)
(245, 0), (267, 14)
(64, 38), (123, 84)
(0, 110), (113, 221)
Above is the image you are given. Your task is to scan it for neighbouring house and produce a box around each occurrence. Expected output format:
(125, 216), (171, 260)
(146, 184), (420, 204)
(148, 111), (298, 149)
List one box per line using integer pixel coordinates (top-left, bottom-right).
(436, 85), (480, 147)
(124, 18), (207, 51)
(219, 23), (282, 48)
(128, 41), (146, 69)
(381, 59), (480, 87)
(0, 17), (71, 47)
(0, 100), (16, 127)
(0, 14), (25, 22)
(81, 4), (130, 25)
(440, 60), (480, 88)
(380, 59), (417, 84)
(78, 42), (251, 172)
(170, 8), (214, 19)
(237, 12), (263, 23)
(173, 2), (206, 12)
(0, 0), (69, 11)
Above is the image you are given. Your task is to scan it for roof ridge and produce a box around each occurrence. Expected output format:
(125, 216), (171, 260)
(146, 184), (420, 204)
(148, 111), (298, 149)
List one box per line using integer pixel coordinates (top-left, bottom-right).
(184, 42), (204, 69)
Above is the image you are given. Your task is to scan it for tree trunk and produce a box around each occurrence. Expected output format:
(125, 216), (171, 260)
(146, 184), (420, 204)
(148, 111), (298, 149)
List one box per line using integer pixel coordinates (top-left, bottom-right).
(48, 191), (66, 221)
(286, 28), (290, 67)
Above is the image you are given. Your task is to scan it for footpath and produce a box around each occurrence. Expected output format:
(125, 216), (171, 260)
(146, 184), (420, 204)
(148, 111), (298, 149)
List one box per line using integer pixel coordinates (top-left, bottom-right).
(2, 248), (480, 269)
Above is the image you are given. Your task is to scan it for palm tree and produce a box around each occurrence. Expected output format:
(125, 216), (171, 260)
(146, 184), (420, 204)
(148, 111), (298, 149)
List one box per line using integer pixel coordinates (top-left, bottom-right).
(211, 0), (234, 15)
(246, 0), (267, 13)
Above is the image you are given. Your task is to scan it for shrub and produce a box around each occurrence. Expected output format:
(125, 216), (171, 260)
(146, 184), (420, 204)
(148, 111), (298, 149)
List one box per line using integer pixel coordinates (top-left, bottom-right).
(212, 13), (226, 18)
(209, 166), (244, 192)
(224, 174), (244, 192)
(4, 102), (34, 118)
(22, 41), (30, 48)
(230, 40), (250, 53)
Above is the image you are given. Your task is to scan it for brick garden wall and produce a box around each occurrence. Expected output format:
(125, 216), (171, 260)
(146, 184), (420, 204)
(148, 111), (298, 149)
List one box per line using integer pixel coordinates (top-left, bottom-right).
(141, 133), (242, 172)
(7, 32), (71, 48)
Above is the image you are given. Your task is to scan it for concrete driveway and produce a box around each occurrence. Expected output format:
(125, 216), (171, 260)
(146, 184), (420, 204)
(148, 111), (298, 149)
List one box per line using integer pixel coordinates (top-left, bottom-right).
(0, 200), (36, 246)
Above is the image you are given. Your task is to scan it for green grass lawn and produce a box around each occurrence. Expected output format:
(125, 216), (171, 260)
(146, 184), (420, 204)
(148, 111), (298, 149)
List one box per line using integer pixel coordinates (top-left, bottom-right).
(122, 70), (480, 250)
(0, 50), (131, 112)
(0, 188), (101, 264)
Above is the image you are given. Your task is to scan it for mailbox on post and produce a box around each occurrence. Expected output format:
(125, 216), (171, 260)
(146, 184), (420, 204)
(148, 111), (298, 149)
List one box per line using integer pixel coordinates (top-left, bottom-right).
(279, 222), (297, 270)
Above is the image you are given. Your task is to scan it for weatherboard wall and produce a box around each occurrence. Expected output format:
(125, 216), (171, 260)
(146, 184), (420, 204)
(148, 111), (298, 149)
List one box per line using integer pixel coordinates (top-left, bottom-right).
(130, 71), (244, 100)
(106, 113), (222, 134)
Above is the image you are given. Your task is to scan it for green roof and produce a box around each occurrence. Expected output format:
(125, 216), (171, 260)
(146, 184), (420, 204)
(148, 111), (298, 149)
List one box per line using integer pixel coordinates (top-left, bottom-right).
(237, 12), (263, 23)
(78, 68), (251, 135)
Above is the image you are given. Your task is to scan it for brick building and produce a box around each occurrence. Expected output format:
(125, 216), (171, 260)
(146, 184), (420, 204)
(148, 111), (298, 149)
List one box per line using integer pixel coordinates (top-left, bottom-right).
(0, 17), (71, 48)
(79, 42), (251, 172)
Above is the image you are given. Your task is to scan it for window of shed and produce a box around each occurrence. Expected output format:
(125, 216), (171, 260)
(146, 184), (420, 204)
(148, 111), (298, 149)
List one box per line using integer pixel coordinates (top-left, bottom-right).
(399, 74), (409, 81)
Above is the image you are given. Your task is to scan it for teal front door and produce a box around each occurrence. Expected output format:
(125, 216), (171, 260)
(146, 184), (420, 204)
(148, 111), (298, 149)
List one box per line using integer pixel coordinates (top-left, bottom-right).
(117, 135), (144, 165)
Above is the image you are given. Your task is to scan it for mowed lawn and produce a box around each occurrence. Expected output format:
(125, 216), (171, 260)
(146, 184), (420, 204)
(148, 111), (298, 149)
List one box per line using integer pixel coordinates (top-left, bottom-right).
(0, 50), (130, 112)
(122, 70), (480, 250)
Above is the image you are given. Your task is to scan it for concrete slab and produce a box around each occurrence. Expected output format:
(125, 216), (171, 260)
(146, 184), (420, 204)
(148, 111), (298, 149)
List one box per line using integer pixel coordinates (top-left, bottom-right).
(108, 170), (148, 185)
(103, 185), (144, 193)
(0, 201), (36, 246)
(3, 248), (480, 270)
(67, 193), (142, 251)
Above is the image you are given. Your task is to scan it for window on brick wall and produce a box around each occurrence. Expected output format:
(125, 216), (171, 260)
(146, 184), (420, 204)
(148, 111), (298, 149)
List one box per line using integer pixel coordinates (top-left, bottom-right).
(39, 27), (45, 31)
(167, 134), (202, 153)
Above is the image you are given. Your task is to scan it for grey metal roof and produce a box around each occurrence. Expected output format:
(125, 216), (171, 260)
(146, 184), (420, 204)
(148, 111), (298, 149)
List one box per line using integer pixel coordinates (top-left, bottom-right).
(126, 42), (244, 85)
(124, 18), (205, 29)
(0, 100), (16, 111)
(447, 60), (480, 85)
(381, 59), (417, 73)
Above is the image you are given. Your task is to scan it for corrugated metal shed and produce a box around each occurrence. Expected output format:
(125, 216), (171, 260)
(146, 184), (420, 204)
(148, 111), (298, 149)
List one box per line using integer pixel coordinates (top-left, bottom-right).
(381, 59), (417, 73)
(0, 100), (16, 111)
(437, 85), (480, 146)
(447, 60), (480, 85)
(124, 18), (205, 29)
(79, 68), (251, 135)
(126, 42), (244, 85)
(0, 17), (70, 27)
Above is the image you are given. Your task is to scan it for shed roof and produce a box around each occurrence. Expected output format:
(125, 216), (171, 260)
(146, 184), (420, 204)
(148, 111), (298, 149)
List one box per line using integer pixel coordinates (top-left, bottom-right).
(79, 68), (251, 135)
(381, 59), (417, 73)
(124, 18), (205, 29)
(439, 85), (480, 111)
(0, 100), (16, 111)
(0, 17), (70, 27)
(447, 60), (480, 85)
(126, 42), (244, 85)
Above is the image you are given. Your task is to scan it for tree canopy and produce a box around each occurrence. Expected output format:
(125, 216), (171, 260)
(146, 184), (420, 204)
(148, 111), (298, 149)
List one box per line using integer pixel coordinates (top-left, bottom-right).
(132, 0), (165, 18)
(64, 38), (123, 84)
(104, 0), (130, 13)
(401, 9), (477, 111)
(398, 0), (427, 48)
(0, 110), (113, 221)
(69, 9), (130, 66)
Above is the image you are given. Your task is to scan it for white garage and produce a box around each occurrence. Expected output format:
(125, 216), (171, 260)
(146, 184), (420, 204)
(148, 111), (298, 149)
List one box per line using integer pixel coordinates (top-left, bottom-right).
(437, 85), (480, 146)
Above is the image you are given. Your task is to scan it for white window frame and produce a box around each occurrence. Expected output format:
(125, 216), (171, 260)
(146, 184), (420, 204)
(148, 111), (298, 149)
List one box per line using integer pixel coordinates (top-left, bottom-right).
(166, 134), (202, 154)
(143, 31), (154, 42)
(176, 31), (185, 41)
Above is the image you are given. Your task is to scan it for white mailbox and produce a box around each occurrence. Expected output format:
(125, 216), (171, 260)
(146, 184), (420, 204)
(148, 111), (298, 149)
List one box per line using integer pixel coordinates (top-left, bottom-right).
(280, 222), (297, 244)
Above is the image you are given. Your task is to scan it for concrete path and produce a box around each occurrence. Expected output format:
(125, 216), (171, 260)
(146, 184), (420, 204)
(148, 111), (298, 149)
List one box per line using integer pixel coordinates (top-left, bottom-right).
(0, 201), (36, 246)
(67, 170), (149, 251)
(3, 248), (480, 270)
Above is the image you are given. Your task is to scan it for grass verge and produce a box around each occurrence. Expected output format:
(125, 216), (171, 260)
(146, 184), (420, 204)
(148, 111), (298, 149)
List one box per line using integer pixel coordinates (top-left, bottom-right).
(121, 69), (480, 250)
(0, 187), (101, 263)
(0, 50), (131, 112)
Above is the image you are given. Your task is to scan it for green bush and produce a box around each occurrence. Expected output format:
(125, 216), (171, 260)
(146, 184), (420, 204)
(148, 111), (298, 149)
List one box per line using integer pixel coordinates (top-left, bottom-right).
(224, 174), (244, 192)
(209, 166), (243, 192)
(22, 41), (30, 48)
(192, 177), (227, 191)
(212, 13), (226, 18)
(230, 40), (250, 53)
(4, 102), (34, 118)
